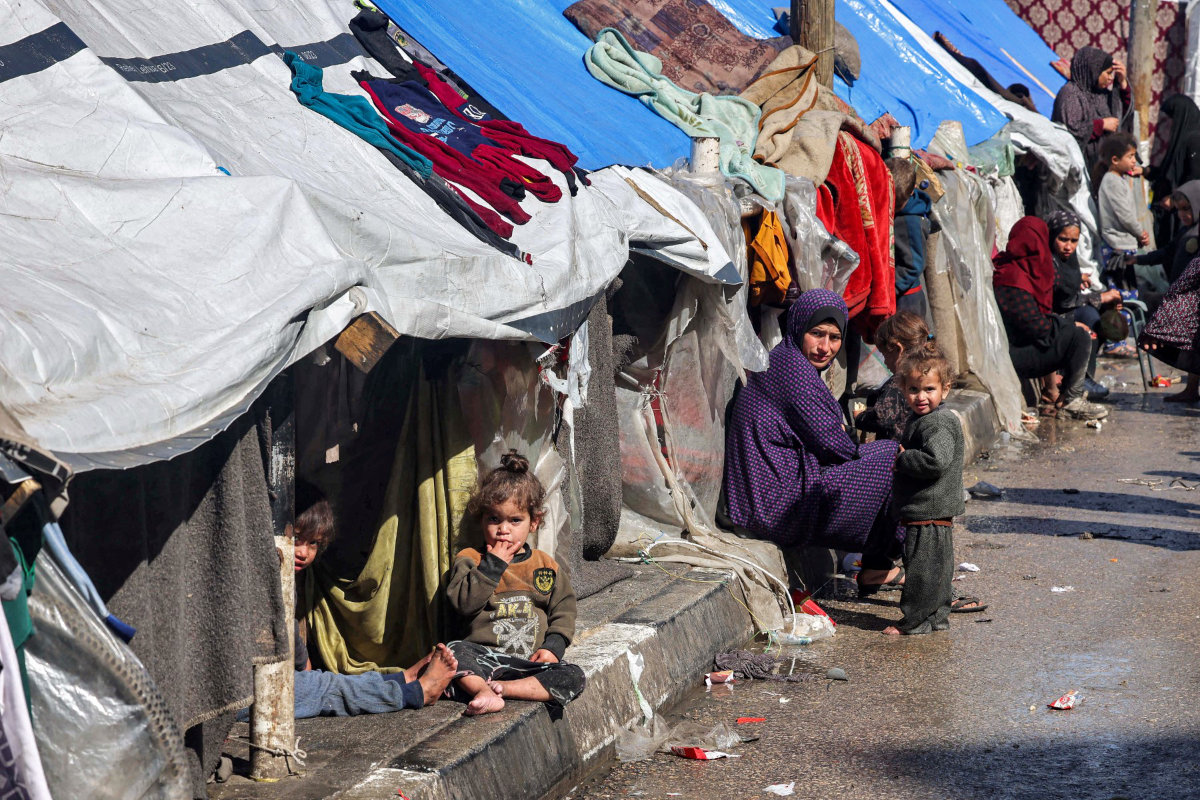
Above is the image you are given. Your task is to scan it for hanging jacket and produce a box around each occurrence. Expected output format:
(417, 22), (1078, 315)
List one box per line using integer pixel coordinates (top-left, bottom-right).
(358, 74), (569, 225)
(742, 210), (794, 307)
(893, 189), (932, 295)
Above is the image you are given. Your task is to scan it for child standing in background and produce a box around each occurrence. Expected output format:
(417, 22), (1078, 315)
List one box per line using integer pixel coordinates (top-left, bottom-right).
(446, 452), (586, 715)
(884, 344), (979, 635)
(857, 311), (933, 444)
(1096, 133), (1152, 299)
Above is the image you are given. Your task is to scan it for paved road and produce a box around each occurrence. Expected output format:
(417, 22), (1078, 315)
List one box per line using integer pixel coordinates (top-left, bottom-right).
(573, 366), (1200, 800)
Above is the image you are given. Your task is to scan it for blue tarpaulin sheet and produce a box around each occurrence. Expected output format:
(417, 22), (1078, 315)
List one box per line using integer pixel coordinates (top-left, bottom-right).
(371, 0), (689, 170)
(888, 0), (1065, 116)
(712, 0), (1009, 149)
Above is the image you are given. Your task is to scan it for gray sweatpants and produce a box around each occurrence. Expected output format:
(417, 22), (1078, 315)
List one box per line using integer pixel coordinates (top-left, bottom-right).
(897, 523), (954, 634)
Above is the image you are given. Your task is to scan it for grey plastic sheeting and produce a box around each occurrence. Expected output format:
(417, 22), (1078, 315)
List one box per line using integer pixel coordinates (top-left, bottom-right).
(932, 170), (1026, 436)
(0, 0), (739, 470)
(26, 555), (191, 800)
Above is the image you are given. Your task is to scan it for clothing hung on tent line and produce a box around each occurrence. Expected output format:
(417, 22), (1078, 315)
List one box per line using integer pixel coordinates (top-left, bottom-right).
(739, 44), (882, 186)
(815, 132), (896, 332)
(358, 71), (586, 219)
(743, 210), (794, 307)
(282, 52), (526, 255)
(583, 28), (785, 202)
(348, 6), (510, 123)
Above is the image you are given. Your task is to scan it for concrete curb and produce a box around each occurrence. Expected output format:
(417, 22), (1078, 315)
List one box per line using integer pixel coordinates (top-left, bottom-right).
(943, 388), (999, 465)
(333, 569), (754, 800)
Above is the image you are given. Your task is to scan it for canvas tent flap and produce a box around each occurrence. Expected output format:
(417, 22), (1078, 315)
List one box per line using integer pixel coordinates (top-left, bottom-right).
(0, 0), (729, 469)
(370, 0), (689, 170)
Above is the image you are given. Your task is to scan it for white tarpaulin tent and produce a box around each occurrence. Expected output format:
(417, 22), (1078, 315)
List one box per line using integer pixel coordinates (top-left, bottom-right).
(0, 0), (739, 469)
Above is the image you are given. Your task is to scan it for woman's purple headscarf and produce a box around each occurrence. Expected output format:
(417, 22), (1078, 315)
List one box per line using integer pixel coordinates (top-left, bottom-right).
(723, 290), (901, 552)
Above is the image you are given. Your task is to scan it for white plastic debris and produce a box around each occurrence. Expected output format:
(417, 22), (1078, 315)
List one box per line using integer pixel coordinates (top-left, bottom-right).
(1051, 586), (1076, 593)
(957, 562), (980, 572)
(765, 782), (796, 796)
(774, 612), (836, 645)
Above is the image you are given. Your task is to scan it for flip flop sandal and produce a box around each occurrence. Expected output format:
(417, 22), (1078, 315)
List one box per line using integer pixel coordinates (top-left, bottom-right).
(950, 596), (988, 613)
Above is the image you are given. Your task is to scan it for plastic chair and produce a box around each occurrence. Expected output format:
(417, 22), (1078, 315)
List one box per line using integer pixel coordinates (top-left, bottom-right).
(1121, 299), (1153, 389)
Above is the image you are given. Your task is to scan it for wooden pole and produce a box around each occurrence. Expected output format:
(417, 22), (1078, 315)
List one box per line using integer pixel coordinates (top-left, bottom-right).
(250, 372), (296, 781)
(1127, 0), (1159, 142)
(791, 0), (835, 88)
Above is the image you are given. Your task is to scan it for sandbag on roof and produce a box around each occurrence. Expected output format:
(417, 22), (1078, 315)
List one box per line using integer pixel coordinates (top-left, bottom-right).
(713, 0), (1009, 149)
(888, 0), (1065, 117)
(0, 0), (734, 469)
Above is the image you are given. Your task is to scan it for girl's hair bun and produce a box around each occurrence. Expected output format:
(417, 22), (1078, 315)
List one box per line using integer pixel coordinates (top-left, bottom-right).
(499, 450), (530, 474)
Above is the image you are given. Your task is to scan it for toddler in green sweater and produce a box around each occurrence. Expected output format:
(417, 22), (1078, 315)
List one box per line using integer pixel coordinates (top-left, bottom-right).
(884, 343), (972, 635)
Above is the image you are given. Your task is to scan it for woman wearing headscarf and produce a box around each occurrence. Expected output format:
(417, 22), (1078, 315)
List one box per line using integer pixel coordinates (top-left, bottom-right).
(723, 289), (904, 593)
(1047, 210), (1126, 398)
(1148, 95), (1200, 243)
(1051, 47), (1130, 168)
(993, 217), (1109, 420)
(1140, 181), (1200, 403)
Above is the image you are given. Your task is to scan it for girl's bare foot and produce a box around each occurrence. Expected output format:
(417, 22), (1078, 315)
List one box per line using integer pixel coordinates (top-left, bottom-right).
(882, 625), (902, 635)
(404, 652), (433, 683)
(417, 644), (458, 706)
(465, 684), (505, 715)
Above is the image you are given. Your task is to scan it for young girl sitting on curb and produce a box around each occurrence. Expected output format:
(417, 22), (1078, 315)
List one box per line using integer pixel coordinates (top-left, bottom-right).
(445, 452), (586, 716)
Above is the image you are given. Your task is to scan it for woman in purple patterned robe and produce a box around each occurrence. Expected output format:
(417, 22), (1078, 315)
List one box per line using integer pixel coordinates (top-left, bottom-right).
(723, 289), (902, 581)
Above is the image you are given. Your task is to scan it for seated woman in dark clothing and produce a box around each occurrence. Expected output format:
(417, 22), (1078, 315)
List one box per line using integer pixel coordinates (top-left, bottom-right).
(993, 217), (1109, 421)
(723, 290), (905, 595)
(1047, 210), (1125, 398)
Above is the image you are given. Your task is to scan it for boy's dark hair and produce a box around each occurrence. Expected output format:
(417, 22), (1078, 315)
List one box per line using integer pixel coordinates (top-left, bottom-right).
(885, 156), (918, 211)
(295, 480), (336, 549)
(874, 311), (931, 359)
(896, 340), (953, 389)
(467, 450), (546, 523)
(1091, 132), (1139, 189)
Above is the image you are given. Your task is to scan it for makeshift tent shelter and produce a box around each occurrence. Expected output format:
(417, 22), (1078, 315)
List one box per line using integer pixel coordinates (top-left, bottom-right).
(0, 0), (764, 794)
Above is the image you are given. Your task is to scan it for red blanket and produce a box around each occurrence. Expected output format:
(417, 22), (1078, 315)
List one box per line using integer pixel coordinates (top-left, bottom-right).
(815, 132), (896, 336)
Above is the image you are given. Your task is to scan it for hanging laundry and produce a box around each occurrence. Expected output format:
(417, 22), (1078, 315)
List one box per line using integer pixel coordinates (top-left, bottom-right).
(564, 0), (790, 95)
(816, 132), (896, 332)
(740, 45), (881, 185)
(357, 73), (572, 223)
(584, 28), (785, 202)
(742, 210), (795, 307)
(405, 62), (589, 195)
(284, 53), (526, 254)
(349, 6), (509, 122)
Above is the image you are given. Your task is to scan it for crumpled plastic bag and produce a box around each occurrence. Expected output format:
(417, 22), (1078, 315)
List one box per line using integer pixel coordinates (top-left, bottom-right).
(615, 719), (743, 763)
(774, 612), (835, 645)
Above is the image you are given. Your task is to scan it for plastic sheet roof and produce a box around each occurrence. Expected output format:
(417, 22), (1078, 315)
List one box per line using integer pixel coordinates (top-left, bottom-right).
(887, 0), (1066, 116)
(714, 0), (1009, 148)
